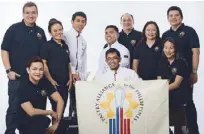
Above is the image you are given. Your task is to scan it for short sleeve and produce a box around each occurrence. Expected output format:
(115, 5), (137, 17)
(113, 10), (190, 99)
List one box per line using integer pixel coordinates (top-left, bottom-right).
(67, 46), (71, 64)
(41, 30), (47, 42)
(157, 59), (169, 79)
(1, 25), (15, 51)
(40, 43), (49, 61)
(133, 43), (141, 60)
(18, 82), (33, 104)
(43, 78), (56, 96)
(176, 59), (187, 77)
(120, 47), (130, 68)
(188, 28), (200, 49)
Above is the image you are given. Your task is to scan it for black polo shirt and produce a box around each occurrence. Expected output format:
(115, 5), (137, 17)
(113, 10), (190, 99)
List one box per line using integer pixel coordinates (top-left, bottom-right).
(162, 23), (200, 74)
(1, 20), (46, 75)
(133, 39), (162, 80)
(158, 58), (190, 105)
(118, 29), (142, 67)
(17, 76), (56, 125)
(40, 38), (70, 85)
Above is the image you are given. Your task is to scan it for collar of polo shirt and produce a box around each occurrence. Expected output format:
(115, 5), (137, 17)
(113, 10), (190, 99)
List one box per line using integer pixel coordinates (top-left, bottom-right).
(122, 28), (134, 35)
(170, 23), (185, 32)
(107, 41), (120, 48)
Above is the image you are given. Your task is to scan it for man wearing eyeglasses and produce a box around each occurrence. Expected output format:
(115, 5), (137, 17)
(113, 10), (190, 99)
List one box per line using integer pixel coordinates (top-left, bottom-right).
(95, 48), (139, 81)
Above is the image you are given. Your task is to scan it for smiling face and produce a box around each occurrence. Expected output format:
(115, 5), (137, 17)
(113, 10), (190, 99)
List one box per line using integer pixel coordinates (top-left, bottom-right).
(163, 41), (176, 60)
(168, 10), (183, 27)
(105, 28), (118, 45)
(72, 16), (86, 33)
(121, 13), (134, 31)
(106, 52), (121, 70)
(145, 24), (157, 40)
(23, 6), (38, 26)
(49, 23), (63, 41)
(27, 62), (44, 83)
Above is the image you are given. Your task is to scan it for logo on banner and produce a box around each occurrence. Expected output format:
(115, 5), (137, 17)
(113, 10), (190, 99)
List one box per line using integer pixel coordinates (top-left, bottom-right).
(95, 83), (144, 134)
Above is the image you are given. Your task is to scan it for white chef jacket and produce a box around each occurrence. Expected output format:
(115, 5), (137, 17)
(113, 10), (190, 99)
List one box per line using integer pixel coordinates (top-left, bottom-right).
(63, 28), (87, 80)
(97, 41), (130, 74)
(95, 66), (140, 81)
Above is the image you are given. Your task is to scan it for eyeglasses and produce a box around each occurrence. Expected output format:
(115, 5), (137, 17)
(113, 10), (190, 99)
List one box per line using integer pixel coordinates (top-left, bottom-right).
(106, 57), (120, 61)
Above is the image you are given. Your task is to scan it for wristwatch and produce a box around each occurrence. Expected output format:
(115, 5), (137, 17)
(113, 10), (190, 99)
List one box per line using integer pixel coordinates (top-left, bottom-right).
(192, 69), (197, 74)
(6, 68), (11, 74)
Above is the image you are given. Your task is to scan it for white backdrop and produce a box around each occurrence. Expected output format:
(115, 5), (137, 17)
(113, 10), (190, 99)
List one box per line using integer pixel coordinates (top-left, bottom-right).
(0, 1), (203, 134)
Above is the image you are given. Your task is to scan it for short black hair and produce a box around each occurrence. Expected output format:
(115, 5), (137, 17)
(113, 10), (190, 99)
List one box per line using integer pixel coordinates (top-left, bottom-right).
(72, 11), (87, 22)
(23, 1), (38, 14)
(105, 25), (119, 33)
(27, 56), (44, 68)
(163, 37), (176, 46)
(167, 6), (183, 19)
(106, 48), (121, 58)
(48, 18), (63, 33)
(142, 21), (160, 41)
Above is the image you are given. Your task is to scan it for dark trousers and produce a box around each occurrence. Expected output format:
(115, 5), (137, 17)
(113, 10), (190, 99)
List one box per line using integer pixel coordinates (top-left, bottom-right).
(69, 85), (77, 117)
(169, 104), (187, 134)
(50, 85), (68, 115)
(173, 87), (199, 134)
(186, 87), (199, 134)
(18, 116), (51, 134)
(5, 80), (20, 134)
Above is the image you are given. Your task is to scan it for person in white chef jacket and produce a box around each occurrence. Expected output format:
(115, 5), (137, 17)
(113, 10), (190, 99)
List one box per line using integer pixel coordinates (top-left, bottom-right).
(95, 48), (140, 81)
(63, 11), (87, 118)
(64, 11), (87, 81)
(95, 25), (130, 79)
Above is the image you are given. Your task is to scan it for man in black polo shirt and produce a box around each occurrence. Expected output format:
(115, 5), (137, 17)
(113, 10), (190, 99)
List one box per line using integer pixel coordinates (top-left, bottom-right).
(118, 13), (142, 68)
(1, 2), (46, 134)
(17, 57), (64, 134)
(162, 6), (200, 134)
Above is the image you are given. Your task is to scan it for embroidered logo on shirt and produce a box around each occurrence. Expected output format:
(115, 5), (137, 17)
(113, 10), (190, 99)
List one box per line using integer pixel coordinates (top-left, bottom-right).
(124, 55), (129, 58)
(37, 33), (42, 40)
(179, 31), (185, 38)
(41, 89), (47, 96)
(131, 40), (136, 46)
(66, 50), (69, 54)
(171, 67), (177, 75)
(154, 46), (159, 52)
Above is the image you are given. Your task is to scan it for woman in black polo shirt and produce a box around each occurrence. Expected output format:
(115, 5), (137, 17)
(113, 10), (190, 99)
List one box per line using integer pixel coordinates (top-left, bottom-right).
(17, 57), (64, 134)
(132, 21), (162, 80)
(41, 18), (72, 114)
(157, 37), (190, 134)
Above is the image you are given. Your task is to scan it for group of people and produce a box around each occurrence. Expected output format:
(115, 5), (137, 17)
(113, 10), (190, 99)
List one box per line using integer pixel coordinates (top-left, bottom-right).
(1, 1), (200, 134)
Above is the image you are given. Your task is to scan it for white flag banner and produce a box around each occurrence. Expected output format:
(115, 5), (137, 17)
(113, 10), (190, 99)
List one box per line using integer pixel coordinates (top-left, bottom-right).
(75, 80), (169, 134)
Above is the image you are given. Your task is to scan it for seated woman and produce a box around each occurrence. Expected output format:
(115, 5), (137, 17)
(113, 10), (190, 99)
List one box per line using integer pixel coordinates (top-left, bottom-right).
(157, 37), (190, 134)
(17, 57), (64, 134)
